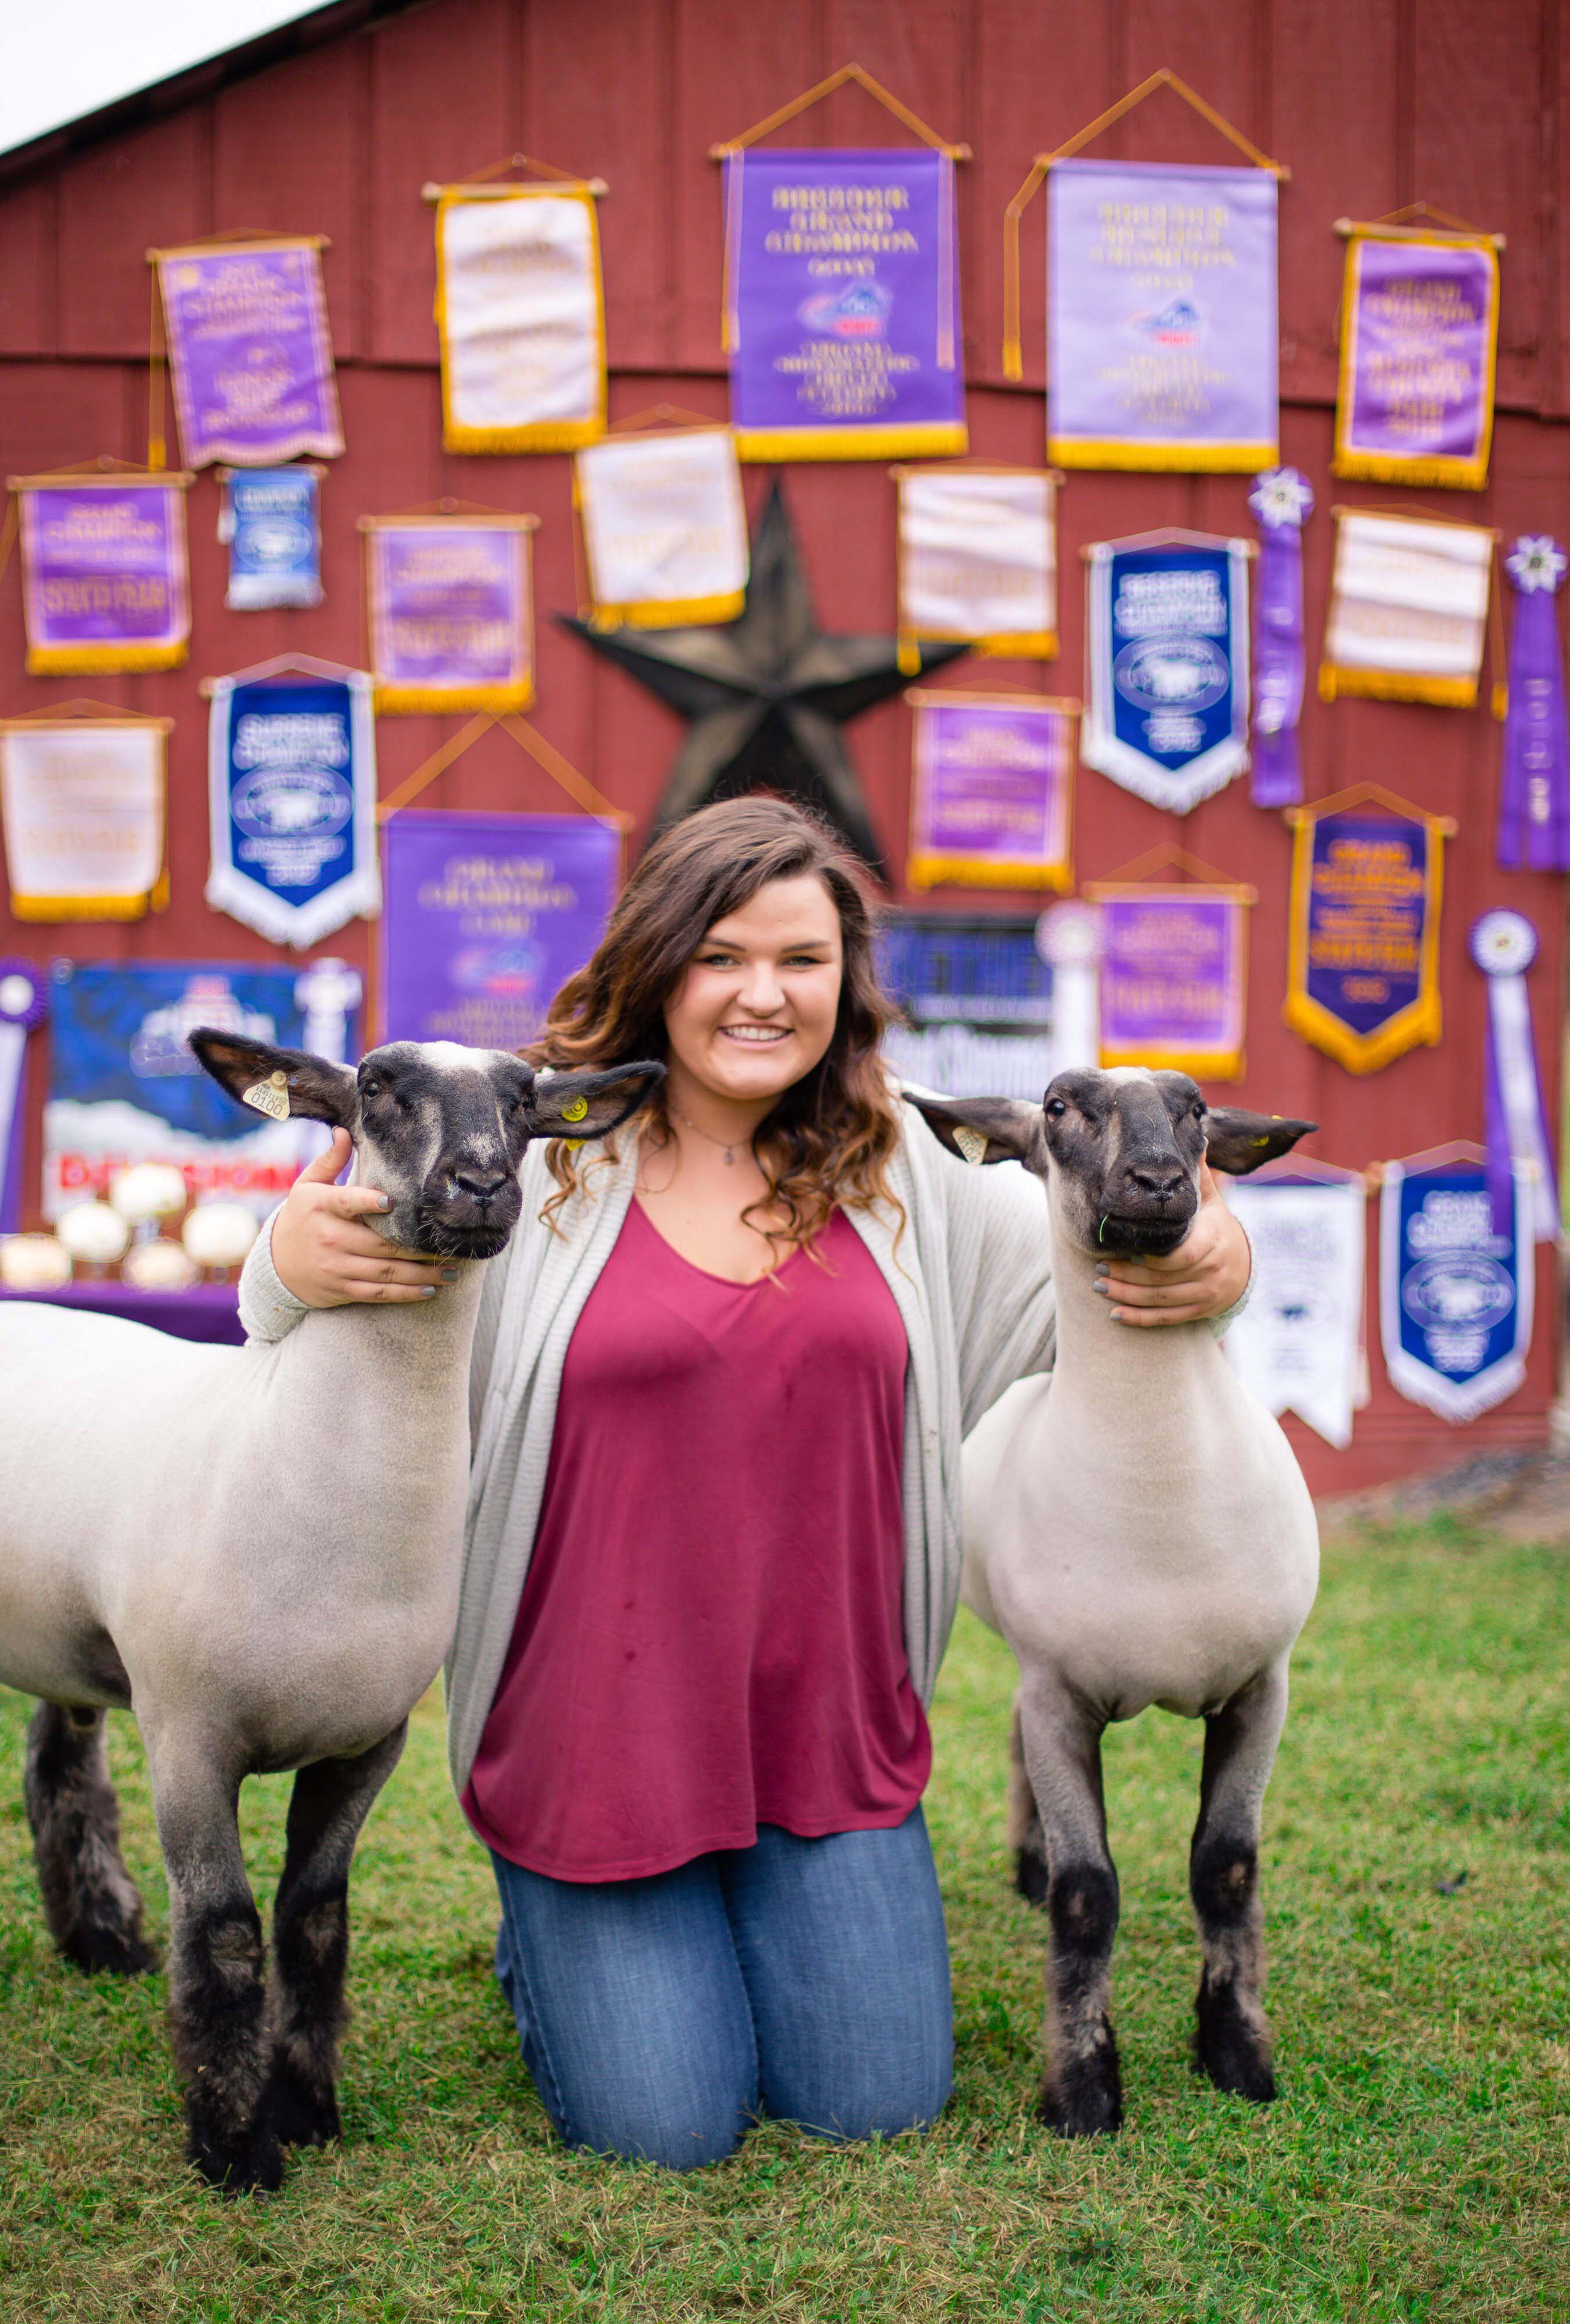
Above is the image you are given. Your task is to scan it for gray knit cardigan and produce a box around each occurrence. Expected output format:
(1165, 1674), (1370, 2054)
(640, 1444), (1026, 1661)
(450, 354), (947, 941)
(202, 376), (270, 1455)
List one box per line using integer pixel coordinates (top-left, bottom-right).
(238, 1112), (1061, 1794)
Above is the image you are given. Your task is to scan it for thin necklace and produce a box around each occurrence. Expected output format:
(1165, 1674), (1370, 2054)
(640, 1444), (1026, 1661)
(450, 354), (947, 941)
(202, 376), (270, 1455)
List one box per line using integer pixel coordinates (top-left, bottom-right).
(669, 1102), (755, 1166)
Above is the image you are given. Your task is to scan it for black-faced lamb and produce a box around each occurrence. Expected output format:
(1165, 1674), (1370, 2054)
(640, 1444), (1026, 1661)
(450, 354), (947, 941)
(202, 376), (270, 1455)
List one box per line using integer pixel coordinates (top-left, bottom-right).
(1, 1032), (659, 2193)
(908, 1067), (1318, 2138)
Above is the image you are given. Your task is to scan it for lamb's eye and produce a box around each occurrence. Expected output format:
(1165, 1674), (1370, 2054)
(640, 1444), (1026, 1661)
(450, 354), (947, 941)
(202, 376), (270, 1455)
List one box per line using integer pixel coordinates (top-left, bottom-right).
(1045, 1098), (1068, 1118)
(362, 1078), (380, 1099)
(1192, 1102), (1206, 1120)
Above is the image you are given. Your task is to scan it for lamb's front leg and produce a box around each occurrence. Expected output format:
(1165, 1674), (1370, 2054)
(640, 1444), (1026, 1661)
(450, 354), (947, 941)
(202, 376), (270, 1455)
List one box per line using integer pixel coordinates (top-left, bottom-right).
(1189, 1658), (1289, 2104)
(145, 1739), (279, 2194)
(266, 1722), (408, 2149)
(1017, 1673), (1122, 2137)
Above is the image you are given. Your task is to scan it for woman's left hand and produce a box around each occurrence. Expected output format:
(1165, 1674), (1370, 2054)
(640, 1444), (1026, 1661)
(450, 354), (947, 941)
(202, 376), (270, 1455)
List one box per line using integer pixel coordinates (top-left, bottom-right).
(1095, 1163), (1252, 1327)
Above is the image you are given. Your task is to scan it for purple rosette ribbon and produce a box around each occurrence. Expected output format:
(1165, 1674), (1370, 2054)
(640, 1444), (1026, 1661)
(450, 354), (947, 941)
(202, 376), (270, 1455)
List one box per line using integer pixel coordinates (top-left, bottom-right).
(1248, 468), (1313, 808)
(1497, 536), (1570, 873)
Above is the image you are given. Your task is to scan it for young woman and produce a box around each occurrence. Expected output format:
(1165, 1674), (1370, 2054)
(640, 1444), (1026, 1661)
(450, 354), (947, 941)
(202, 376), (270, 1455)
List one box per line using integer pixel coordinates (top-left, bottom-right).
(239, 796), (1251, 2170)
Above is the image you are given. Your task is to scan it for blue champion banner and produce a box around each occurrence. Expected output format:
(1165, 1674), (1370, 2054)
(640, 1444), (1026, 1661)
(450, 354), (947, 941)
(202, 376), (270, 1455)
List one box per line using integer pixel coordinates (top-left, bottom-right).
(222, 468), (323, 610)
(1082, 537), (1251, 812)
(44, 960), (343, 1219)
(206, 671), (379, 948)
(1379, 1158), (1533, 1422)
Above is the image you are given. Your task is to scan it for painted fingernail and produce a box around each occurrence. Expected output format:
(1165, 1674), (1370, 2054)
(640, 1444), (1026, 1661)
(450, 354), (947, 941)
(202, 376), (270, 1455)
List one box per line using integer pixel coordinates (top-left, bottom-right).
(1093, 1280), (1108, 1295)
(378, 1194), (393, 1211)
(1094, 1261), (1109, 1276)
(440, 1268), (459, 1281)
(421, 1286), (437, 1297)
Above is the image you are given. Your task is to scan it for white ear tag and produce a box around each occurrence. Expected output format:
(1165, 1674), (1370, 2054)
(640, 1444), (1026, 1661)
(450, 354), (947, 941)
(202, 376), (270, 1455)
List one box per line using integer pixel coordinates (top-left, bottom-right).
(241, 1070), (290, 1121)
(953, 1126), (989, 1168)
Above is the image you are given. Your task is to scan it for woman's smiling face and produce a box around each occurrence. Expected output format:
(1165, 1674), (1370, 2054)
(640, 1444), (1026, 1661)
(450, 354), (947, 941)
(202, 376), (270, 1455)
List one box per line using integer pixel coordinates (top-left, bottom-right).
(663, 873), (845, 1106)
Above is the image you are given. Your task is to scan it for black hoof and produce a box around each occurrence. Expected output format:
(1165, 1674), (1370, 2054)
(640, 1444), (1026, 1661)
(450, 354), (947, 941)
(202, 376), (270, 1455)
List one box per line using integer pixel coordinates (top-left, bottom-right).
(62, 1921), (157, 1978)
(1039, 2031), (1124, 2138)
(1014, 1848), (1049, 1908)
(267, 2057), (342, 2149)
(1194, 1981), (1276, 2104)
(187, 2109), (285, 2196)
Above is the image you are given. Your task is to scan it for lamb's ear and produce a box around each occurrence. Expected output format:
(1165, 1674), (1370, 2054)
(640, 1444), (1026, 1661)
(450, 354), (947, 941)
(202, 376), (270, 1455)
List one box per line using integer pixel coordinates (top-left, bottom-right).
(187, 1028), (358, 1127)
(527, 1060), (664, 1142)
(903, 1090), (1043, 1168)
(1204, 1108), (1317, 1175)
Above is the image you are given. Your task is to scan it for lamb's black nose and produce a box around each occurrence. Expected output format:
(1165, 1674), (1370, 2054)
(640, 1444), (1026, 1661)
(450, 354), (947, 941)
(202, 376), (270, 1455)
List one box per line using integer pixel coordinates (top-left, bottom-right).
(454, 1167), (509, 1204)
(1127, 1164), (1187, 1202)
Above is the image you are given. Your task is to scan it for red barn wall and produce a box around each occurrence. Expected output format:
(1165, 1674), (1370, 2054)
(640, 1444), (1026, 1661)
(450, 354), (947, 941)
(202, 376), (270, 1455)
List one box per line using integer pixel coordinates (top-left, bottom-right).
(0, 0), (1564, 1492)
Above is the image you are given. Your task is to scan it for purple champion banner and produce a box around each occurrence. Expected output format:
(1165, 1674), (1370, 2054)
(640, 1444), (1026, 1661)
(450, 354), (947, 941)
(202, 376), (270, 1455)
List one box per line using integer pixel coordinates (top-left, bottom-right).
(1498, 539), (1570, 873)
(1285, 806), (1443, 1073)
(366, 522), (534, 713)
(1093, 889), (1248, 1079)
(19, 481), (191, 674)
(381, 812), (619, 1053)
(1334, 236), (1497, 489)
(1249, 468), (1314, 806)
(723, 149), (966, 460)
(157, 241), (344, 469)
(908, 696), (1074, 891)
(1047, 159), (1278, 472)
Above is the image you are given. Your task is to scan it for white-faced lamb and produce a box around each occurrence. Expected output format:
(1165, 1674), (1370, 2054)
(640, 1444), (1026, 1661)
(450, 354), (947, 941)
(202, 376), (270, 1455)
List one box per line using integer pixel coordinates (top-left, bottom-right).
(1, 1031), (659, 2193)
(908, 1068), (1319, 2138)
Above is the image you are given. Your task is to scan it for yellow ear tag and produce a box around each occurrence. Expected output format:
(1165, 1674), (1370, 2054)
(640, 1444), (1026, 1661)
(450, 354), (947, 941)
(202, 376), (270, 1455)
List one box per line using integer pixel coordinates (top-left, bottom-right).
(561, 1096), (590, 1124)
(953, 1126), (989, 1168)
(241, 1070), (290, 1121)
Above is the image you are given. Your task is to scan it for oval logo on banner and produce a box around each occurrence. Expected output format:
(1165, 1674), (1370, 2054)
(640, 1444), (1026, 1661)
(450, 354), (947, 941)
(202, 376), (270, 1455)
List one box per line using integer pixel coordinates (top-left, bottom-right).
(244, 517), (313, 566)
(231, 766), (353, 839)
(1401, 1254), (1516, 1332)
(1113, 636), (1229, 711)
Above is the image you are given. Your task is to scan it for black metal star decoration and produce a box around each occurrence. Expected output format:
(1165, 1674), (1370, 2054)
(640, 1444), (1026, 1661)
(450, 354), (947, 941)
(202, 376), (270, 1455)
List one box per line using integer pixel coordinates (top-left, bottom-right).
(559, 478), (969, 880)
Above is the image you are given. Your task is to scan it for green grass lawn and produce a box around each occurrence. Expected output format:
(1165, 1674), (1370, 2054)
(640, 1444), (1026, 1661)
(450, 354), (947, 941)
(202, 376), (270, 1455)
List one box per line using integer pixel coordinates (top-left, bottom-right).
(1, 1517), (1566, 2322)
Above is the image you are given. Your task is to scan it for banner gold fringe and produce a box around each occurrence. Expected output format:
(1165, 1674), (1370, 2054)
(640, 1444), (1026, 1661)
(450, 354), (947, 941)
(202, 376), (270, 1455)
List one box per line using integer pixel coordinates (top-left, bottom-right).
(1330, 450), (1489, 490)
(588, 590), (746, 631)
(735, 424), (968, 463)
(442, 418), (604, 455)
(1317, 666), (1478, 708)
(373, 682), (536, 716)
(9, 884), (166, 921)
(24, 643), (188, 675)
(907, 852), (1074, 892)
(1098, 1042), (1246, 1081)
(1282, 984), (1441, 1074)
(1050, 437), (1277, 473)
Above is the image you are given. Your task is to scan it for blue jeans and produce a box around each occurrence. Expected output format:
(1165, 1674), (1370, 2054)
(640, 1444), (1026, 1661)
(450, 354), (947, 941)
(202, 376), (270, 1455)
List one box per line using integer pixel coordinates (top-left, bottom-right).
(490, 1809), (953, 2169)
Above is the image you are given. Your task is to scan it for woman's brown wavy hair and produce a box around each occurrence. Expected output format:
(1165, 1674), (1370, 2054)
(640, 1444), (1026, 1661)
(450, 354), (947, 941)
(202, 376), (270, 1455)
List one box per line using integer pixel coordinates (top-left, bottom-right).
(530, 795), (904, 1254)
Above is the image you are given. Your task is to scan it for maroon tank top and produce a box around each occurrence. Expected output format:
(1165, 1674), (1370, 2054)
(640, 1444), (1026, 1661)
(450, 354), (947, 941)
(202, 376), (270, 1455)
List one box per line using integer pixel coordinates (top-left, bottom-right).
(462, 1197), (929, 1882)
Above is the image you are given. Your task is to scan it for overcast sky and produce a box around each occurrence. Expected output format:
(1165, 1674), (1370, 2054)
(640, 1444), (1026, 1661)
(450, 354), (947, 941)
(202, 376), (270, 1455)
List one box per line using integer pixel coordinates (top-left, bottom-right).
(0, 2), (328, 157)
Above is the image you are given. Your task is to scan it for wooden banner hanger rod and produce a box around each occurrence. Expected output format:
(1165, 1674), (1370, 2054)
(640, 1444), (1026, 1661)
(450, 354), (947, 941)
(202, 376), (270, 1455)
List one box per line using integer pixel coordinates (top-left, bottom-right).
(375, 711), (630, 829)
(1003, 69), (1287, 376)
(1284, 780), (1457, 835)
(1080, 526), (1256, 558)
(605, 403), (727, 434)
(145, 230), (331, 257)
(905, 681), (1082, 711)
(1084, 840), (1258, 902)
(709, 63), (969, 160)
(422, 154), (608, 203)
(358, 500), (538, 527)
(1330, 503), (1500, 536)
(889, 459), (1065, 481)
(1335, 203), (1505, 251)
(197, 651), (365, 700)
(0, 697), (173, 729)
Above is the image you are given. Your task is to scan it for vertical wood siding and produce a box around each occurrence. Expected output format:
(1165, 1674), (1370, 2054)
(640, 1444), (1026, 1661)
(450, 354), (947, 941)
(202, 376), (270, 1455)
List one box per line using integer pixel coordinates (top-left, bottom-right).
(0, 0), (1562, 1490)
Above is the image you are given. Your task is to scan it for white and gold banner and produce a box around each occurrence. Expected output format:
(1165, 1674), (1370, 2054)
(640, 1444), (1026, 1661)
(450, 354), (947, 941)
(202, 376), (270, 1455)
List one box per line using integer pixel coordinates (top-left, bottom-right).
(895, 466), (1057, 670)
(0, 715), (168, 920)
(436, 187), (606, 454)
(576, 428), (749, 627)
(1320, 510), (1494, 708)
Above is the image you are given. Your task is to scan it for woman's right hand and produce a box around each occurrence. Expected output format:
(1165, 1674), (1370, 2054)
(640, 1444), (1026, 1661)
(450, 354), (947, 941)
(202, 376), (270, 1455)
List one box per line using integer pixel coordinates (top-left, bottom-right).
(270, 1131), (454, 1307)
